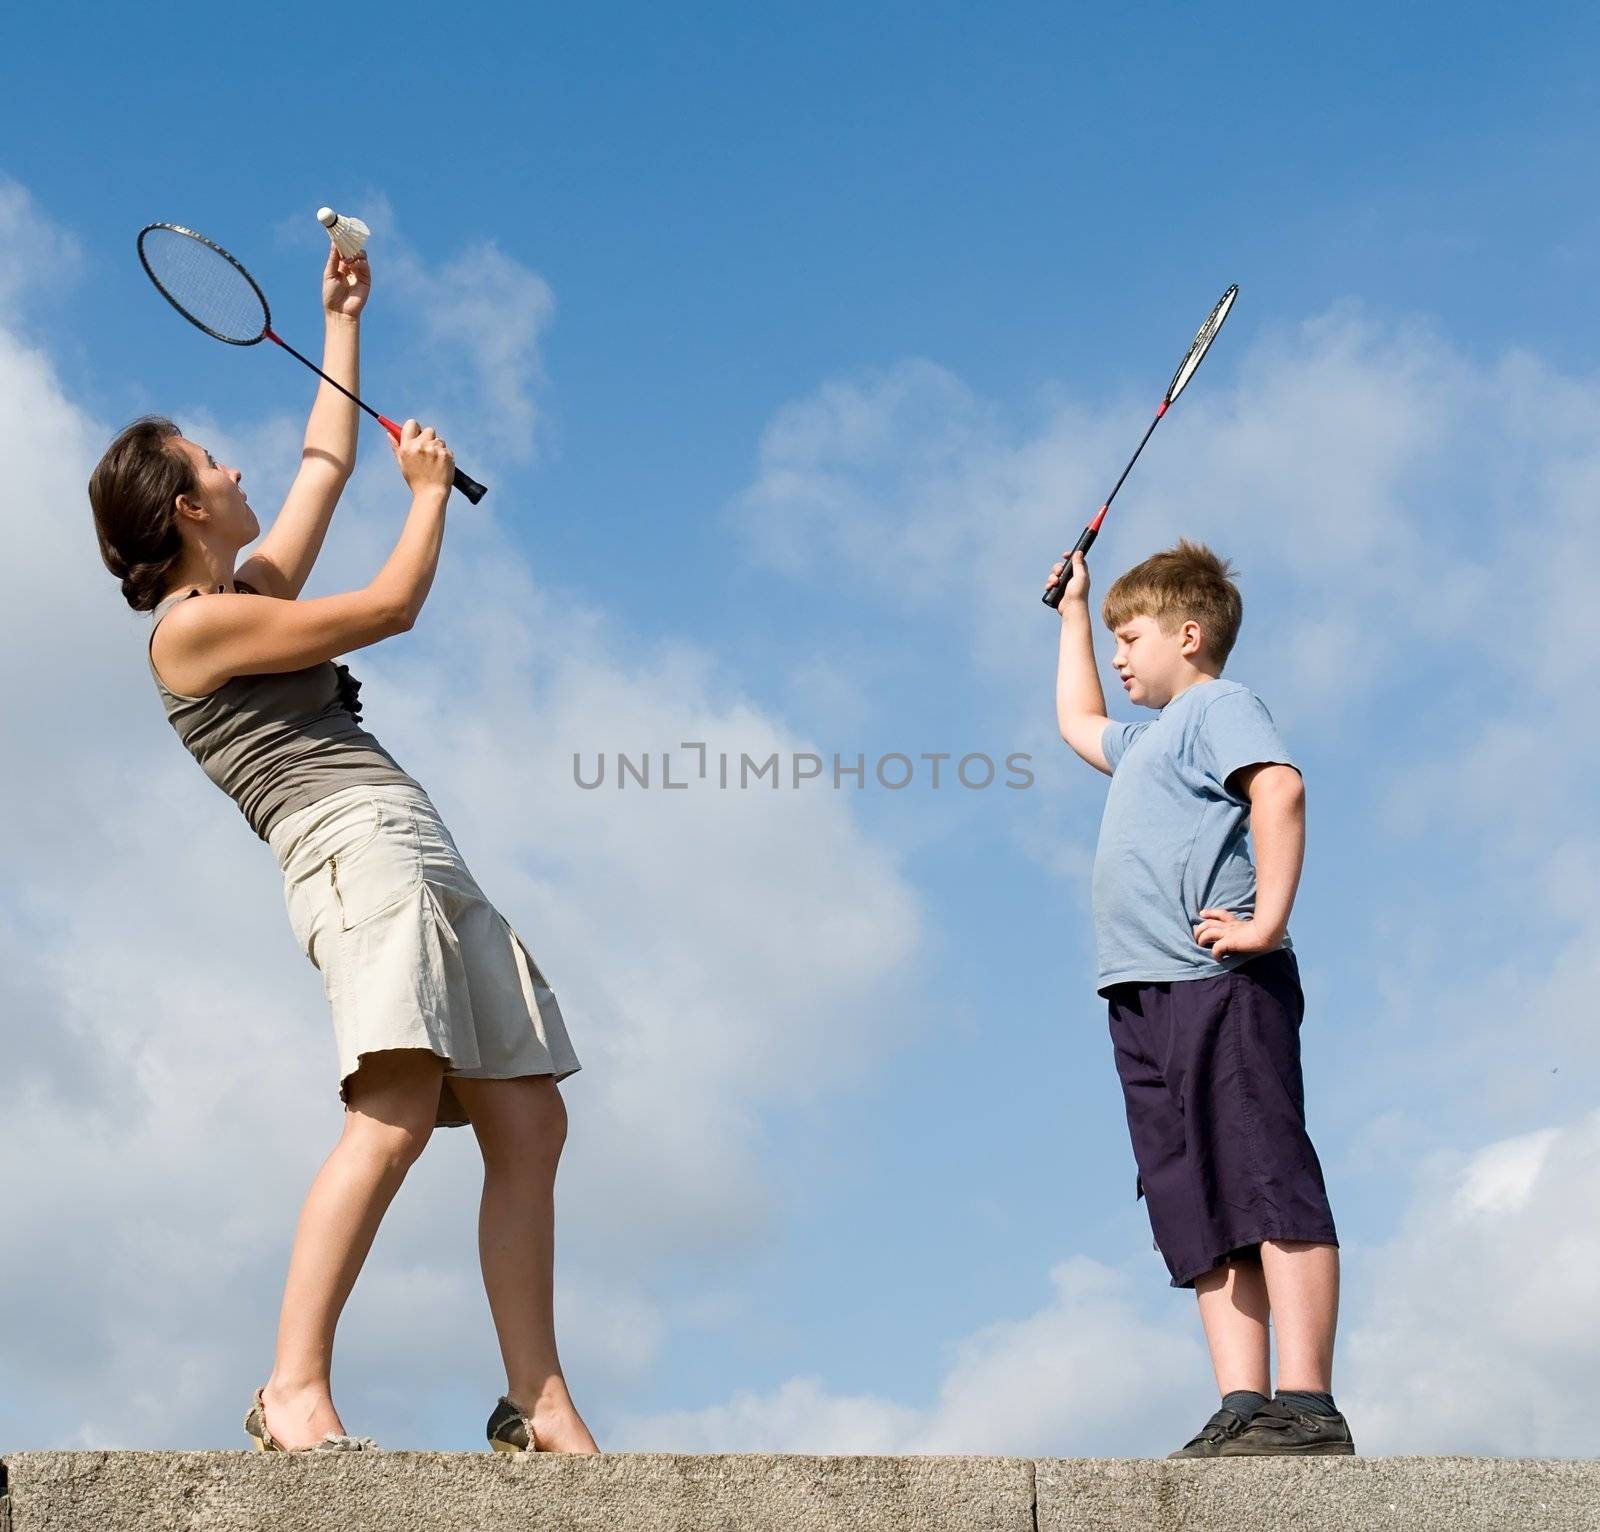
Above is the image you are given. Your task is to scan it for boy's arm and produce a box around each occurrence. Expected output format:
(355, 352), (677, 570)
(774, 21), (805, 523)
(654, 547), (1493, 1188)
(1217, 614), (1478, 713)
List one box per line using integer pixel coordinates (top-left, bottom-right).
(1051, 551), (1113, 775)
(1193, 763), (1305, 958)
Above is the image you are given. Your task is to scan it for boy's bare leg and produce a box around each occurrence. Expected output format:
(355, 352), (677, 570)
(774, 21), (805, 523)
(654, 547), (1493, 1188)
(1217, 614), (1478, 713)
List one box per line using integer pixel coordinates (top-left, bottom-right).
(1194, 1257), (1272, 1397)
(1259, 1239), (1339, 1392)
(452, 1074), (598, 1454)
(263, 1048), (444, 1450)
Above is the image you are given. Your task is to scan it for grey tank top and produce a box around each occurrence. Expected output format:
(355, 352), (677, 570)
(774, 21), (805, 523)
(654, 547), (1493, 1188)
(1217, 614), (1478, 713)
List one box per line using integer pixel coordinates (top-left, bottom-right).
(148, 585), (421, 841)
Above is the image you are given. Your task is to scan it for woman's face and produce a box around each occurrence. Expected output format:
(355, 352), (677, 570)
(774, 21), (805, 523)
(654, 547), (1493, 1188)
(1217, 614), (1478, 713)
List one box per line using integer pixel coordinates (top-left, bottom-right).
(175, 437), (259, 545)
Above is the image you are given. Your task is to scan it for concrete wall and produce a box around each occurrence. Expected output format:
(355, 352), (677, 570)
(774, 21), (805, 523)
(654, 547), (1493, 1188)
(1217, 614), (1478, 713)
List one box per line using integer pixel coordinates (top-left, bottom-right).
(2, 1452), (1597, 1532)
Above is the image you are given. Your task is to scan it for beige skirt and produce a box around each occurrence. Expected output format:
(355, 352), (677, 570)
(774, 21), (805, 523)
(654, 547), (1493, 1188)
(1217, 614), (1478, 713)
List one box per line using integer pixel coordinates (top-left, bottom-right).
(267, 783), (580, 1128)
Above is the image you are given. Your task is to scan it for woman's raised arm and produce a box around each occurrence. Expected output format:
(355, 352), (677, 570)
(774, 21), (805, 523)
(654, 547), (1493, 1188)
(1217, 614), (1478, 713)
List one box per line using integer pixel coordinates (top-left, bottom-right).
(235, 242), (369, 600)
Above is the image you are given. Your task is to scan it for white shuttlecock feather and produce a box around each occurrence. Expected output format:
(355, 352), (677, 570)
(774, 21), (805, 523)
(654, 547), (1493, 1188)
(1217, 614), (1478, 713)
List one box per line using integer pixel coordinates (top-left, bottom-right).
(316, 207), (370, 260)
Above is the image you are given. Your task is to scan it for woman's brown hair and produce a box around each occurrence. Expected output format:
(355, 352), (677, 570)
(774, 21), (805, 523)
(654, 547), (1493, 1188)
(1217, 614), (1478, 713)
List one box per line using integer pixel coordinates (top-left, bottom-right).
(88, 416), (195, 612)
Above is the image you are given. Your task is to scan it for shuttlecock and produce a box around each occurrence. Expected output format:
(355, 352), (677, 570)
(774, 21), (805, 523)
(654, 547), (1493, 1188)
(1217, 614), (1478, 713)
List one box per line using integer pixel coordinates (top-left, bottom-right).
(316, 207), (370, 260)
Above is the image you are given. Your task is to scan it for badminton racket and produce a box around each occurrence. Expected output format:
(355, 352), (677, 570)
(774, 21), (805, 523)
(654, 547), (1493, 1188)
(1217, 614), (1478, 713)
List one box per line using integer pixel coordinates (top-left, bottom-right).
(136, 222), (488, 505)
(1042, 283), (1237, 608)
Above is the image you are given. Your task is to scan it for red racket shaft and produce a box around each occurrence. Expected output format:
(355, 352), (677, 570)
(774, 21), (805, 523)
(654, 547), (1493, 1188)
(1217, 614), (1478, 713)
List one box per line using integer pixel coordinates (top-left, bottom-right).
(1042, 400), (1167, 607)
(267, 329), (488, 504)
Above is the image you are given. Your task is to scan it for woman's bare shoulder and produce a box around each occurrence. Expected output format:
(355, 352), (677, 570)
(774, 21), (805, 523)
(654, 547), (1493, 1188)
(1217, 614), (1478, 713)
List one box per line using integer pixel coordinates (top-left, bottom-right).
(151, 586), (270, 696)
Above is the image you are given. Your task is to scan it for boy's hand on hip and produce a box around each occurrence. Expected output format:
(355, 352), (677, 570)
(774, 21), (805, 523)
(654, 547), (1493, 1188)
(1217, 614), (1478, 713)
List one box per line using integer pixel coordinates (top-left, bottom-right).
(1193, 908), (1283, 959)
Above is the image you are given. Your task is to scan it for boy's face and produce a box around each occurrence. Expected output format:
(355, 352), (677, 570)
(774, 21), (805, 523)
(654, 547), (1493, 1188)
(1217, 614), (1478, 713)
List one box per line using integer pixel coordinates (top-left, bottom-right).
(1110, 612), (1205, 709)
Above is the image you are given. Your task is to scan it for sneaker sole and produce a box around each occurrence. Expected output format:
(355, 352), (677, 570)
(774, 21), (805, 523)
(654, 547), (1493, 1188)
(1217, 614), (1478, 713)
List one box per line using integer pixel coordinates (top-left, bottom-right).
(1218, 1442), (1355, 1458)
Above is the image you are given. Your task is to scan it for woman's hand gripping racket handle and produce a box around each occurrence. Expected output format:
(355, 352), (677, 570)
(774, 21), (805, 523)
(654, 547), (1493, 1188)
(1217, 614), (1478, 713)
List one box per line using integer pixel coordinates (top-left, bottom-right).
(376, 415), (486, 503)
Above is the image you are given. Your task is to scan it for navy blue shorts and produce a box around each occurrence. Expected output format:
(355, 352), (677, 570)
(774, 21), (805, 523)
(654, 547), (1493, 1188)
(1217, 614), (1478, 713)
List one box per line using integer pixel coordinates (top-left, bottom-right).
(1106, 949), (1338, 1289)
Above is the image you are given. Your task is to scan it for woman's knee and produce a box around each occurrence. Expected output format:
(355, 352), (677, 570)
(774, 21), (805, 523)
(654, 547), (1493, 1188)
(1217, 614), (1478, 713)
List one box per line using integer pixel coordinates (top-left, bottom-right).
(342, 1114), (437, 1174)
(342, 1049), (444, 1166)
(469, 1076), (567, 1168)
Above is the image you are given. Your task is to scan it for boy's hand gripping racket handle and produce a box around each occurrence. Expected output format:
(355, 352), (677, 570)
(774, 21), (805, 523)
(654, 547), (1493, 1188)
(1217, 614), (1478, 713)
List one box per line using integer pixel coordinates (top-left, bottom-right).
(378, 416), (488, 505)
(1042, 511), (1104, 608)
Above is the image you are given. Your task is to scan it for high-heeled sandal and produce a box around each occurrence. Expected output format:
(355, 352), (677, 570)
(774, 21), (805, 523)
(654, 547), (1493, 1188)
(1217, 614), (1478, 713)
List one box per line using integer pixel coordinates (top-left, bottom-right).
(486, 1395), (535, 1453)
(244, 1386), (379, 1453)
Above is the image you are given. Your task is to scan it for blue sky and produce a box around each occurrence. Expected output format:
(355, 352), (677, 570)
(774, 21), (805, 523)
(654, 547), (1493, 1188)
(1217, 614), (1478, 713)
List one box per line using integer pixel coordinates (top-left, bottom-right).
(2, 1), (1598, 1458)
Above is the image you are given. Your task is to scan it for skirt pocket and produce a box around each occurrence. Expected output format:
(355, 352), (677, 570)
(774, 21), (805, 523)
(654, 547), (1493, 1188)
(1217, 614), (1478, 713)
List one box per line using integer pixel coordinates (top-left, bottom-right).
(327, 796), (424, 931)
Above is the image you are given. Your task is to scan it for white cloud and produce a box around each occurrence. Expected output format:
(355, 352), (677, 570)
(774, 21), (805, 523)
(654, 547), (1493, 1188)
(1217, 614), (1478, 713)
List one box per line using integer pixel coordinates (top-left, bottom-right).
(409, 239), (553, 460)
(619, 1377), (923, 1456)
(738, 360), (1006, 586)
(615, 1109), (1600, 1460)
(1453, 1128), (1557, 1217)
(726, 305), (1579, 734)
(1343, 1111), (1600, 1457)
(615, 1257), (1210, 1456)
(389, 238), (555, 463)
(267, 188), (554, 466)
(0, 178), (82, 321)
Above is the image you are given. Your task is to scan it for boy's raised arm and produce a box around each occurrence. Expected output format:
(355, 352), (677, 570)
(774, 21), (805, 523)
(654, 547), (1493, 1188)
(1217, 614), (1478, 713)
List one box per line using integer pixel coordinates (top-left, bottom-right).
(1050, 550), (1113, 775)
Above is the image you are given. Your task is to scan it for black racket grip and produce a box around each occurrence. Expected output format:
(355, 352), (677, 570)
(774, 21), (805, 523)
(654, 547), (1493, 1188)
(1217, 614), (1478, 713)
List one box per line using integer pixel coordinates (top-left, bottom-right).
(453, 467), (488, 504)
(1042, 526), (1097, 608)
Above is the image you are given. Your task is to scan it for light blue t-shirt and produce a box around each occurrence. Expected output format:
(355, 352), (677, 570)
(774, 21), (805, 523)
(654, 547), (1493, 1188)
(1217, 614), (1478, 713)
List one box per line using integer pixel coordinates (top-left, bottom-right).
(1092, 679), (1296, 994)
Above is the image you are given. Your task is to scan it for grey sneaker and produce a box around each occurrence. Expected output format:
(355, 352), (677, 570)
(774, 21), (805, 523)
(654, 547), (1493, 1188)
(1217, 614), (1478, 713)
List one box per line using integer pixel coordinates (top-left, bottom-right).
(1216, 1397), (1355, 1456)
(1168, 1405), (1254, 1459)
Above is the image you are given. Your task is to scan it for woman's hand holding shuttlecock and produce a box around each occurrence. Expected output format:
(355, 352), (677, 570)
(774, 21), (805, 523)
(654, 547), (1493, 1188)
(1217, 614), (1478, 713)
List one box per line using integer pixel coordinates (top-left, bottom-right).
(318, 207), (372, 323)
(322, 240), (370, 322)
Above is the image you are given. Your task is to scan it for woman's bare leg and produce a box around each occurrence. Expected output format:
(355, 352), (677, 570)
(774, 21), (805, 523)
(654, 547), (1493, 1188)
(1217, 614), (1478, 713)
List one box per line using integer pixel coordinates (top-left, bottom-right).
(260, 1048), (444, 1449)
(451, 1074), (598, 1453)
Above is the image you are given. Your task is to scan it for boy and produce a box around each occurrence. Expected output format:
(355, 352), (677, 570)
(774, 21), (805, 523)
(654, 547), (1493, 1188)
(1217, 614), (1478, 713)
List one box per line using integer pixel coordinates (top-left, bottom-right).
(1048, 538), (1352, 1458)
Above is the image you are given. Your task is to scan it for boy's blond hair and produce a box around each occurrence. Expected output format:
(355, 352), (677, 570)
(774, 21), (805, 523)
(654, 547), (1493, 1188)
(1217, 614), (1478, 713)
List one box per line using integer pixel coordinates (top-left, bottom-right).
(1101, 539), (1243, 667)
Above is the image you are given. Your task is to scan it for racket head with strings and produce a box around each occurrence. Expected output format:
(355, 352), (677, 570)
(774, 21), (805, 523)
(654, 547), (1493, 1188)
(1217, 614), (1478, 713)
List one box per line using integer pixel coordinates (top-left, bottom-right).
(137, 223), (272, 346)
(1041, 282), (1239, 609)
(1165, 282), (1238, 405)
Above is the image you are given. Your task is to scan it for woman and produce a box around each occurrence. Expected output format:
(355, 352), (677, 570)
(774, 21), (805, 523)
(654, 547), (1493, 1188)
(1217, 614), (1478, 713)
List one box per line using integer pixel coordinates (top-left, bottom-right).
(88, 240), (597, 1456)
